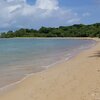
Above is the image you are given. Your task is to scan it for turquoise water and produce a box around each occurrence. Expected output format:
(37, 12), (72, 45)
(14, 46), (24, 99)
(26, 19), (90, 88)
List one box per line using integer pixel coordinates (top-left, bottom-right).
(0, 38), (95, 88)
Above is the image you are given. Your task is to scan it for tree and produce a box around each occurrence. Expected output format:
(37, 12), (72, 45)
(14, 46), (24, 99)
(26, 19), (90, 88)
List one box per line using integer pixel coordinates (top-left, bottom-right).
(0, 23), (100, 38)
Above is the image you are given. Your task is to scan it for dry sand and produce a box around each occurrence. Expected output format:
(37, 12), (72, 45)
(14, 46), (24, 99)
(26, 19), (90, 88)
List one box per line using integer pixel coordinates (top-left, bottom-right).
(0, 38), (100, 100)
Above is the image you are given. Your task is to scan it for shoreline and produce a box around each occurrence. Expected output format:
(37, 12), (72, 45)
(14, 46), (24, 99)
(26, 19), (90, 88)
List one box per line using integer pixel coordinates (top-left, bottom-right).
(0, 38), (96, 92)
(0, 38), (100, 100)
(0, 37), (98, 40)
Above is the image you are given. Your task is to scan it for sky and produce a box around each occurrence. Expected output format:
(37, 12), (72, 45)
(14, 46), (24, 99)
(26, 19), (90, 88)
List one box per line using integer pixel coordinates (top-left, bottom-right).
(0, 0), (100, 31)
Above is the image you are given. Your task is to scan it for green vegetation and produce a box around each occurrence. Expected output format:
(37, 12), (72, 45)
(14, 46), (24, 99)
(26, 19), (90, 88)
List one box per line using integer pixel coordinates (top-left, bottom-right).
(0, 23), (100, 38)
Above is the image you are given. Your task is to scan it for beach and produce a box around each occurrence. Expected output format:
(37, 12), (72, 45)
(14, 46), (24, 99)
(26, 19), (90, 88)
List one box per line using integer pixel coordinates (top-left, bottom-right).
(0, 38), (100, 100)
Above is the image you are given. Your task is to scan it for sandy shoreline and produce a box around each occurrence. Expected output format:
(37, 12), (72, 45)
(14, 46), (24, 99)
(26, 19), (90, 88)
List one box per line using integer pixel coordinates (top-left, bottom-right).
(0, 38), (100, 100)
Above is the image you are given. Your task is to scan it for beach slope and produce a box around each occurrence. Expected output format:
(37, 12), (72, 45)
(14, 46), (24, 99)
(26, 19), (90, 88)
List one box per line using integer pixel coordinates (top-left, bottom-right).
(0, 39), (100, 100)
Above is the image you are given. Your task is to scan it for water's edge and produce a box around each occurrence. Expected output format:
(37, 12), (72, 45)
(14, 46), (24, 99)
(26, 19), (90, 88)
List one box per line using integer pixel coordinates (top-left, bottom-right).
(0, 39), (97, 94)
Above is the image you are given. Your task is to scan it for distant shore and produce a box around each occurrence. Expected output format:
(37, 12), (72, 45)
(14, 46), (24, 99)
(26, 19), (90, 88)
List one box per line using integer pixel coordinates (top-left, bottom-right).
(0, 37), (98, 40)
(0, 38), (100, 100)
(1, 23), (100, 38)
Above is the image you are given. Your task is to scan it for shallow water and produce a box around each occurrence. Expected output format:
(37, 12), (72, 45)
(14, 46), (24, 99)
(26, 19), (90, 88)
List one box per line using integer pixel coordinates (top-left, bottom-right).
(0, 38), (96, 88)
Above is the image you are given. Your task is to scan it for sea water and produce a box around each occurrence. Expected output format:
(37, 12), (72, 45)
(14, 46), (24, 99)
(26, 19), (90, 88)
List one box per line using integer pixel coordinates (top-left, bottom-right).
(0, 38), (96, 88)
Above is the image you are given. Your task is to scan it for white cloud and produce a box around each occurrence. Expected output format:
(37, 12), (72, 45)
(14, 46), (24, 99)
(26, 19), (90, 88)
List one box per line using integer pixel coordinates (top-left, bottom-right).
(35, 0), (59, 10)
(0, 0), (81, 31)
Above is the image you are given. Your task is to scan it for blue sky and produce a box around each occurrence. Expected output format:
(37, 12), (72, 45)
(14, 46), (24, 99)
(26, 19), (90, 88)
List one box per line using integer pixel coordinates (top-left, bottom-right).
(27, 0), (35, 5)
(0, 0), (100, 31)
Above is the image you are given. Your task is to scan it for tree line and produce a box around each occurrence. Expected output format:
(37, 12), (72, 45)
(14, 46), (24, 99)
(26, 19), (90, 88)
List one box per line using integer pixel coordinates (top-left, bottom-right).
(0, 23), (100, 38)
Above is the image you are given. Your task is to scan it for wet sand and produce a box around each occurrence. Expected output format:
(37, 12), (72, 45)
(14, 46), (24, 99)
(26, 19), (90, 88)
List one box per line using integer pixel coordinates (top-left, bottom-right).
(0, 38), (100, 100)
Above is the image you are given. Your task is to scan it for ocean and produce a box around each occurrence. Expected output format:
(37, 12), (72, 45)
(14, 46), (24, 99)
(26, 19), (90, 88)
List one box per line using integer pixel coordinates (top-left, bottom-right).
(0, 38), (96, 88)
